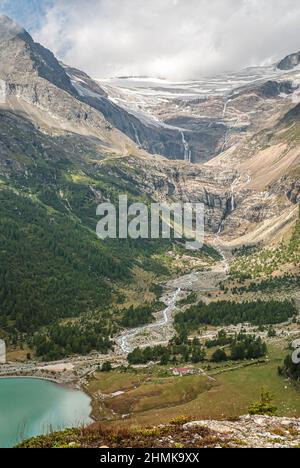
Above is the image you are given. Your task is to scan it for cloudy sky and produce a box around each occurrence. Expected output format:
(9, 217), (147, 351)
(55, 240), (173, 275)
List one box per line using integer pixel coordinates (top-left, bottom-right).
(1, 0), (300, 79)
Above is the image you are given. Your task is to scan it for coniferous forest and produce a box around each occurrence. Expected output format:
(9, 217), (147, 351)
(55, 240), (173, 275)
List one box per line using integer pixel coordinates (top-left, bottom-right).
(175, 300), (297, 331)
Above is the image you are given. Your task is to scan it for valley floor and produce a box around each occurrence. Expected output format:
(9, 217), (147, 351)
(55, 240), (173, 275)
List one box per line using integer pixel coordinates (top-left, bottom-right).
(1, 250), (300, 429)
(0, 250), (227, 377)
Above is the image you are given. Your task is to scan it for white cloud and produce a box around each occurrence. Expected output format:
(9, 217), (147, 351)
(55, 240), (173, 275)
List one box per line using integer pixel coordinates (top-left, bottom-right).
(34, 0), (300, 80)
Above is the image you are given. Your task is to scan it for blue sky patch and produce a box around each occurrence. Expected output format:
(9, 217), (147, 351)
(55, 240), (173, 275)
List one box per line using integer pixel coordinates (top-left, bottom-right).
(0, 0), (52, 32)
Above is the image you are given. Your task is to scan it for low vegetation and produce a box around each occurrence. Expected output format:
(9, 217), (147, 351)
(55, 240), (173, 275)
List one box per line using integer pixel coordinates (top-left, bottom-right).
(16, 421), (222, 449)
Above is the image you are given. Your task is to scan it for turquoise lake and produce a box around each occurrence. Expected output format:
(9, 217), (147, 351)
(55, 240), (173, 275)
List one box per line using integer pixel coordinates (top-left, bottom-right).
(0, 378), (92, 448)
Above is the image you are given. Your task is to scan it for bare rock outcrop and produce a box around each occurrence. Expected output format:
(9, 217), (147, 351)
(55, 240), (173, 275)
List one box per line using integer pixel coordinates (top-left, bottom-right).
(184, 415), (300, 448)
(278, 50), (300, 71)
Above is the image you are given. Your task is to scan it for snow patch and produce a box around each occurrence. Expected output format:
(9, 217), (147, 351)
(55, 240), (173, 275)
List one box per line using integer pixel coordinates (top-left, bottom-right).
(71, 80), (103, 100)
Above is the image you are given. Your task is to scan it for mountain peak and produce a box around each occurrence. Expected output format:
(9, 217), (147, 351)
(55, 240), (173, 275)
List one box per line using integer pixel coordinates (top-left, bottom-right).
(0, 14), (74, 94)
(0, 14), (31, 42)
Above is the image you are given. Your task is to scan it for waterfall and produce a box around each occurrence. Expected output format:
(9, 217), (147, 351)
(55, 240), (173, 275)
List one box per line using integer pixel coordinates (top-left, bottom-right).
(229, 185), (235, 213)
(217, 220), (225, 235)
(230, 177), (238, 213)
(221, 97), (233, 152)
(231, 192), (235, 212)
(132, 124), (142, 147)
(222, 97), (232, 119)
(222, 100), (228, 119)
(180, 131), (192, 162)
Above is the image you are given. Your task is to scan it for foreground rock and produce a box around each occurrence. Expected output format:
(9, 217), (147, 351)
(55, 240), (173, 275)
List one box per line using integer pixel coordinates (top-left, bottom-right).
(184, 415), (300, 448)
(18, 415), (300, 449)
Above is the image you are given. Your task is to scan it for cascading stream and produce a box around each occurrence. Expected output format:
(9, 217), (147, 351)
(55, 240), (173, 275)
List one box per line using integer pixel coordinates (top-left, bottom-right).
(180, 131), (192, 162)
(118, 288), (181, 354)
(132, 123), (142, 147)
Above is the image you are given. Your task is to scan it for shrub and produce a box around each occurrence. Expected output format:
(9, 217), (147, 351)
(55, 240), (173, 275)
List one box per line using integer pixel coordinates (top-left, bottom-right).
(211, 349), (228, 363)
(101, 362), (112, 372)
(248, 388), (278, 416)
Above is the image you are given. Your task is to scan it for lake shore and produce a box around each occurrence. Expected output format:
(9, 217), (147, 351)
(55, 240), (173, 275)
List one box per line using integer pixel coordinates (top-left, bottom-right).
(0, 377), (93, 448)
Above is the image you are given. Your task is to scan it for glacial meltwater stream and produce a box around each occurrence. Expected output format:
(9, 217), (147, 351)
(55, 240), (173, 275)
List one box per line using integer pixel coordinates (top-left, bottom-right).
(0, 378), (92, 448)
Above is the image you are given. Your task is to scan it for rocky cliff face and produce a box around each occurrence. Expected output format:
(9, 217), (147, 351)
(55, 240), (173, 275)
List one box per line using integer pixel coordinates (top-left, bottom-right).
(270, 176), (300, 204)
(278, 50), (300, 70)
(65, 64), (203, 162)
(102, 155), (237, 233)
(282, 102), (300, 122)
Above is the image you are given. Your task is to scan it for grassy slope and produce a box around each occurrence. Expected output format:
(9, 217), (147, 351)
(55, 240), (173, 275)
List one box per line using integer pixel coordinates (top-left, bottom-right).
(85, 341), (300, 428)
